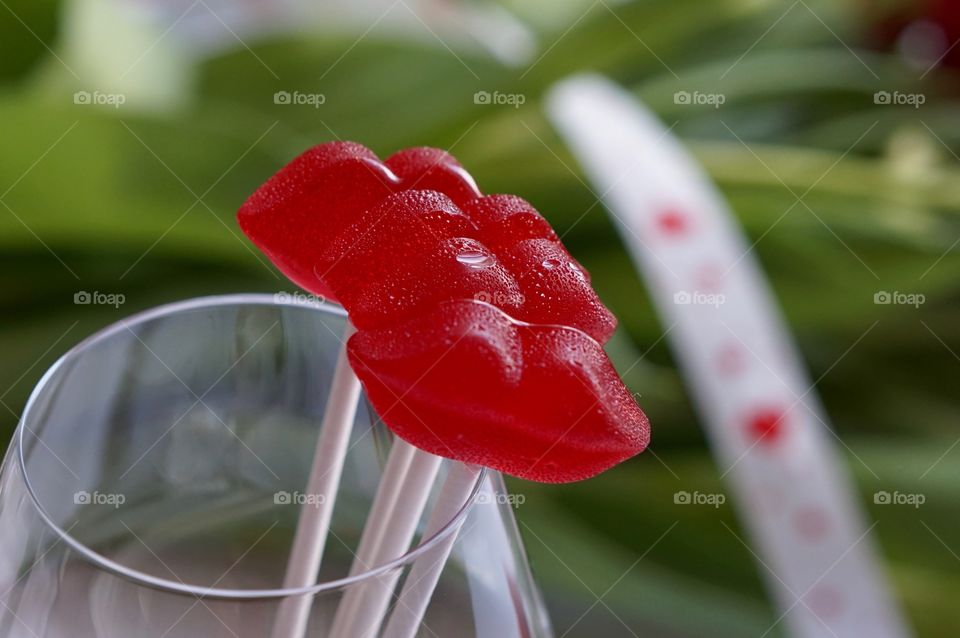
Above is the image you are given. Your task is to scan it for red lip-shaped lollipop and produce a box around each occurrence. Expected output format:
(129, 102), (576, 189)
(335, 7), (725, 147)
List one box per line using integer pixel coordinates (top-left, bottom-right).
(238, 141), (649, 482)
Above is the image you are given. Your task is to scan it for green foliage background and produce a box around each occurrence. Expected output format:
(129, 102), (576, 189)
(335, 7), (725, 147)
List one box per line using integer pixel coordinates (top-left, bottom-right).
(1, 0), (958, 635)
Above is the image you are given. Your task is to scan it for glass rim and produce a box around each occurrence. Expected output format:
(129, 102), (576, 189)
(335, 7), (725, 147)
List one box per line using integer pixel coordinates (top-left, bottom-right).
(16, 293), (486, 600)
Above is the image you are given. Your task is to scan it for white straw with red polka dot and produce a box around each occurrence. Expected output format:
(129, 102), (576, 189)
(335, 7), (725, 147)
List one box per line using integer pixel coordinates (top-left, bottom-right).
(548, 74), (912, 638)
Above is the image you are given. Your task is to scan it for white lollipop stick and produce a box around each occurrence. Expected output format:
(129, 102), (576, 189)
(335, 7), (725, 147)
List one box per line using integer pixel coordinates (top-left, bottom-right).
(348, 439), (418, 577)
(329, 442), (443, 638)
(382, 462), (482, 638)
(270, 323), (360, 638)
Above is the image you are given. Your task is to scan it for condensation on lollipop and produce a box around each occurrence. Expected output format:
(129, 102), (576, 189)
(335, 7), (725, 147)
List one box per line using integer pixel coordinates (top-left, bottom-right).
(238, 142), (650, 483)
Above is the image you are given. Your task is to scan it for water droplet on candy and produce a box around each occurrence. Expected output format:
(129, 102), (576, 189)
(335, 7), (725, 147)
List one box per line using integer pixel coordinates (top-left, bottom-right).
(457, 250), (493, 269)
(542, 258), (561, 270)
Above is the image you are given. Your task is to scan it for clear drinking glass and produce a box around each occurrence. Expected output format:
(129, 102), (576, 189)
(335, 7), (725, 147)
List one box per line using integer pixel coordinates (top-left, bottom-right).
(0, 294), (553, 637)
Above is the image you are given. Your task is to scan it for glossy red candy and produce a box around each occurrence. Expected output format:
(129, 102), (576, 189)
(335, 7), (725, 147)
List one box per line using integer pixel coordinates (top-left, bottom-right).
(238, 145), (481, 301)
(318, 189), (480, 281)
(463, 194), (558, 249)
(238, 142), (396, 301)
(348, 301), (649, 482)
(500, 238), (615, 342)
(384, 147), (481, 208)
(238, 141), (650, 482)
(317, 191), (523, 329)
